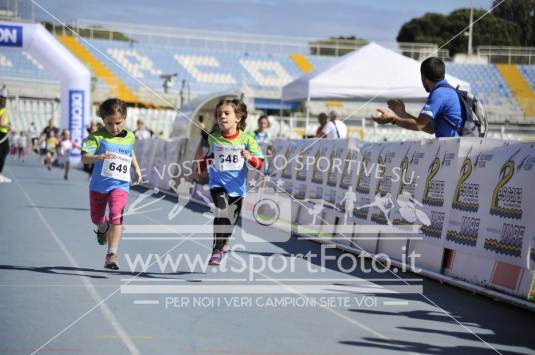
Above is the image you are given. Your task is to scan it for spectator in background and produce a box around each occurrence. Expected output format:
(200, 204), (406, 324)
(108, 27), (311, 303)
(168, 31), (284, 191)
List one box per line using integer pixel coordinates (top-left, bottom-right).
(321, 110), (348, 139)
(38, 133), (47, 164)
(315, 112), (328, 138)
(87, 121), (98, 135)
(28, 122), (38, 151)
(253, 115), (270, 144)
(58, 129), (78, 180)
(45, 130), (59, 171)
(82, 122), (98, 176)
(200, 121), (219, 150)
(0, 87), (11, 183)
(16, 131), (27, 162)
(370, 57), (462, 138)
(134, 119), (152, 140)
(197, 115), (205, 131)
(41, 118), (59, 137)
(9, 130), (18, 157)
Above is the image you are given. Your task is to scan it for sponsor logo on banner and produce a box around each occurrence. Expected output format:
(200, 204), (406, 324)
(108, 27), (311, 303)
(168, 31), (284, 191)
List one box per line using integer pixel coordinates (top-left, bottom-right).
(355, 154), (371, 194)
(0, 24), (23, 47)
(483, 147), (533, 259)
(422, 157), (445, 207)
(421, 210), (445, 239)
(327, 149), (341, 186)
(445, 217), (480, 247)
(489, 159), (523, 219)
(339, 150), (356, 189)
(451, 157), (480, 212)
(443, 140), (504, 250)
(69, 90), (85, 148)
(419, 145), (457, 240)
(295, 149), (307, 181)
(325, 149), (339, 187)
(352, 149), (374, 221)
(309, 144), (331, 200)
(392, 155), (412, 225)
(281, 144), (295, 179)
(370, 154), (388, 225)
(311, 151), (323, 184)
(484, 223), (525, 257)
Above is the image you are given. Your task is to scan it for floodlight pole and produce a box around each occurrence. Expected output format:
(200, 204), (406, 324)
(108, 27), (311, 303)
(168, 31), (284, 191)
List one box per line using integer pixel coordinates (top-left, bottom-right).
(468, 0), (474, 56)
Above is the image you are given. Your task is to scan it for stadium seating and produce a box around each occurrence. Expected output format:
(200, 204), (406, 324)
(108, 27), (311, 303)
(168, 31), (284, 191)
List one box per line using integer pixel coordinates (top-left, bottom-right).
(6, 98), (57, 133)
(84, 39), (303, 96)
(519, 65), (535, 91)
(0, 50), (56, 83)
(2, 35), (535, 126)
(446, 63), (525, 122)
(446, 63), (516, 104)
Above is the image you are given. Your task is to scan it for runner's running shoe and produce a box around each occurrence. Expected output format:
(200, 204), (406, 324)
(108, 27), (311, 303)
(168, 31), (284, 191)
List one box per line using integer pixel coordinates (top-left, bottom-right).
(208, 251), (222, 266)
(104, 253), (119, 270)
(94, 224), (109, 245)
(0, 174), (11, 183)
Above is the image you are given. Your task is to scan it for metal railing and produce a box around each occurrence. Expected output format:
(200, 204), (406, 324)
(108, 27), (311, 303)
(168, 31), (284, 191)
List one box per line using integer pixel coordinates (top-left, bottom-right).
(398, 42), (450, 61)
(477, 46), (535, 65)
(49, 19), (374, 56)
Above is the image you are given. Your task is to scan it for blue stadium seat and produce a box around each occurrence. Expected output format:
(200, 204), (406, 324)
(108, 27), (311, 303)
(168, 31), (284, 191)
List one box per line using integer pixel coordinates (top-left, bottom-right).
(518, 65), (535, 91)
(446, 63), (521, 111)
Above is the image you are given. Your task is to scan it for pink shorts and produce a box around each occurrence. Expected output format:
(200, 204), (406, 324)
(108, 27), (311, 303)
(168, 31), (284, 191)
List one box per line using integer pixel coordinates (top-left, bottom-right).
(89, 189), (129, 225)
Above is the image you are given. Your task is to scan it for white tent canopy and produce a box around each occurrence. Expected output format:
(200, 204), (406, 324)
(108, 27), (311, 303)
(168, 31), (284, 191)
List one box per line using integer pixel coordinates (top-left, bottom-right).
(281, 42), (470, 101)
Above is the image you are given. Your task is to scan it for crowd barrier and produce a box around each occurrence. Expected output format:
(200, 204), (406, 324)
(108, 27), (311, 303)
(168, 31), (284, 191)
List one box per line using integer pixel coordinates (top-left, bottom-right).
(134, 136), (535, 309)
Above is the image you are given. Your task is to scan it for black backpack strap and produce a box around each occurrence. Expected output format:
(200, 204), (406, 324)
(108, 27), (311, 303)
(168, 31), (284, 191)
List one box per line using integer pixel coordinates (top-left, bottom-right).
(430, 82), (464, 134)
(334, 122), (341, 138)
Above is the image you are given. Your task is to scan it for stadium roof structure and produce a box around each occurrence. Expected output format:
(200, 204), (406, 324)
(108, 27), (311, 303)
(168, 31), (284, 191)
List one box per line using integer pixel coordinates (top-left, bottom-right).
(281, 42), (470, 101)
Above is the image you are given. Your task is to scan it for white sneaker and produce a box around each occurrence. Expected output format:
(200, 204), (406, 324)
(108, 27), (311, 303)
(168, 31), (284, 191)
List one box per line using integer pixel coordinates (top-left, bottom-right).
(0, 174), (12, 183)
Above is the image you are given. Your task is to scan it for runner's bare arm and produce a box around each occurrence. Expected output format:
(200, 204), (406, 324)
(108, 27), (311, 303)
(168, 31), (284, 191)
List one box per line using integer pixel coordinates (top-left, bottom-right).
(81, 152), (115, 164)
(242, 150), (264, 170)
(131, 154), (142, 185)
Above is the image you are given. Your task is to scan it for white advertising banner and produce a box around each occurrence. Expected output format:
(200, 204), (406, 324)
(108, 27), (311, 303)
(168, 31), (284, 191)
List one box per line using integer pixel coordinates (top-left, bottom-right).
(266, 139), (287, 181)
(294, 140), (317, 200)
(443, 138), (507, 253)
(307, 140), (333, 201)
(323, 139), (351, 206)
(413, 138), (461, 246)
(378, 141), (431, 260)
(350, 142), (388, 252)
(476, 142), (535, 269)
(279, 140), (299, 195)
(148, 140), (167, 190)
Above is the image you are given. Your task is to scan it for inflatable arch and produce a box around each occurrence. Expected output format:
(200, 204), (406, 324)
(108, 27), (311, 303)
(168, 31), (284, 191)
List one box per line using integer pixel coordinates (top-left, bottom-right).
(0, 22), (91, 149)
(170, 90), (242, 139)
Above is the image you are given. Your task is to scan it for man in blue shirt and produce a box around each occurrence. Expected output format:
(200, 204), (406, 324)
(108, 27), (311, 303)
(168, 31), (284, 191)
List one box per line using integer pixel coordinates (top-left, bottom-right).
(371, 57), (463, 138)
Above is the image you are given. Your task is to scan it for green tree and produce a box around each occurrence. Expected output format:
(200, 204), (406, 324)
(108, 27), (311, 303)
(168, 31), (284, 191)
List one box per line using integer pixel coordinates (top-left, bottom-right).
(397, 9), (522, 56)
(492, 0), (535, 46)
